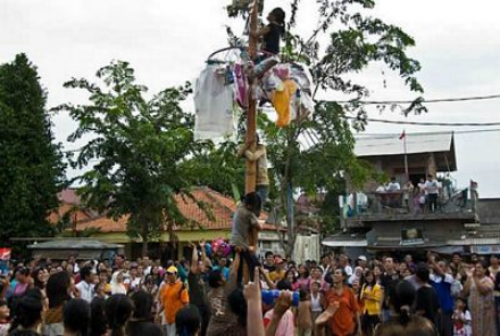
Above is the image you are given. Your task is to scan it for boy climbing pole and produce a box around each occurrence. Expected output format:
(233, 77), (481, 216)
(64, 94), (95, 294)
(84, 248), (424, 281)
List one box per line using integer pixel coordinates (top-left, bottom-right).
(239, 134), (269, 210)
(230, 192), (263, 284)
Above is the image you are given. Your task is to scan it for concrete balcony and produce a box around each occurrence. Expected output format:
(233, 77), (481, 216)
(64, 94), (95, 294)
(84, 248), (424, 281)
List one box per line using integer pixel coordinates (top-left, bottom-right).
(342, 189), (477, 228)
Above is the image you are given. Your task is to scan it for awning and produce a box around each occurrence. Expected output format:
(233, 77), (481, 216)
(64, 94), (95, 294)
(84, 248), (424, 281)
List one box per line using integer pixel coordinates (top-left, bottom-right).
(322, 238), (367, 247)
(470, 245), (500, 255)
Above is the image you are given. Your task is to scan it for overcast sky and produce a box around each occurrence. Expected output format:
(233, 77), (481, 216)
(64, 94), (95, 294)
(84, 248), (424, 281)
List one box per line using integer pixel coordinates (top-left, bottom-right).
(1, 0), (500, 197)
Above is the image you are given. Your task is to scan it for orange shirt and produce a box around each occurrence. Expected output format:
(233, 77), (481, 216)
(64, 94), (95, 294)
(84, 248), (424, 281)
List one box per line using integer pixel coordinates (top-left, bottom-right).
(160, 280), (189, 324)
(325, 286), (359, 336)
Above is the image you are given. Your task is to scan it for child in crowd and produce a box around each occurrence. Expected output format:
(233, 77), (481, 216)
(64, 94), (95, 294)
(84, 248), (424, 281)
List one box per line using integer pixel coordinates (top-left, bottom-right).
(0, 299), (10, 336)
(310, 280), (324, 331)
(452, 297), (472, 336)
(296, 290), (313, 336)
(250, 7), (286, 55)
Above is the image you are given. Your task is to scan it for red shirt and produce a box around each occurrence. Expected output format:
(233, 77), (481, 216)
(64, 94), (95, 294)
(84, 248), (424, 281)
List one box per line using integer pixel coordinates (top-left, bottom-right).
(325, 286), (359, 336)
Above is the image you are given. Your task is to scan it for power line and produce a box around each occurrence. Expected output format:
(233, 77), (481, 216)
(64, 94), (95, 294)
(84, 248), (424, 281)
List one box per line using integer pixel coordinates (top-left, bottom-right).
(355, 128), (500, 138)
(333, 93), (500, 105)
(345, 116), (500, 127)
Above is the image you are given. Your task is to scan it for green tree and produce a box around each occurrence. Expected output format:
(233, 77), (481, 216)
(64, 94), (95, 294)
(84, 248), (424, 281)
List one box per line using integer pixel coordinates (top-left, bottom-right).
(55, 61), (210, 256)
(0, 54), (66, 250)
(224, 0), (424, 257)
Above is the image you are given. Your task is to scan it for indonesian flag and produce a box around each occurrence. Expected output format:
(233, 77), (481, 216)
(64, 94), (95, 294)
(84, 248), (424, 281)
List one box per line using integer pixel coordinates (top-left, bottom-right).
(399, 130), (406, 140)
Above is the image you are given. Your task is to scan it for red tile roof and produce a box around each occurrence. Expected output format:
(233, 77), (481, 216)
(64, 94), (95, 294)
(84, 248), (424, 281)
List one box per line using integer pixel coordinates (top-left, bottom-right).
(73, 187), (281, 233)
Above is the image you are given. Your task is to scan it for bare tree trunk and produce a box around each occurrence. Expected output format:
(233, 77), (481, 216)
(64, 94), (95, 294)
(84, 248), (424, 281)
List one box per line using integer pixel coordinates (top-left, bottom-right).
(141, 223), (149, 257)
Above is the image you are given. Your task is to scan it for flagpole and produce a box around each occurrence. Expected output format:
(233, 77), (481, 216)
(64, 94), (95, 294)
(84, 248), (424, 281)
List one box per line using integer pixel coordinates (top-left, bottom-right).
(403, 129), (409, 179)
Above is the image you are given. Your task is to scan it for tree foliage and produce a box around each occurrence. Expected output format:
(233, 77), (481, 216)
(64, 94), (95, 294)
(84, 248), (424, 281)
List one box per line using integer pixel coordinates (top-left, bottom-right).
(0, 54), (66, 250)
(54, 61), (210, 255)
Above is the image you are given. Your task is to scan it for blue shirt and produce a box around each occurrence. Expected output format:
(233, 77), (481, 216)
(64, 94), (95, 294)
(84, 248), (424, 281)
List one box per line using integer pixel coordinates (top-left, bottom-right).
(430, 273), (454, 313)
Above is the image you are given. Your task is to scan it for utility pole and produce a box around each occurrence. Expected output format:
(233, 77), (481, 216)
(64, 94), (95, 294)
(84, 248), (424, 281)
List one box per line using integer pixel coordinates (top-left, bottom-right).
(246, 0), (260, 249)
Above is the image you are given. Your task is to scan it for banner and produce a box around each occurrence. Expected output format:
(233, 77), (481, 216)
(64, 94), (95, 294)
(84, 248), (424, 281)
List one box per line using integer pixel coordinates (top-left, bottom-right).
(401, 228), (425, 246)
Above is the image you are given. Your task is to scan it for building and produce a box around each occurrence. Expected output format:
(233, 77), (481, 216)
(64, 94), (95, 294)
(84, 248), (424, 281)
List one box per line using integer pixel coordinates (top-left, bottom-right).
(52, 187), (287, 259)
(323, 132), (486, 257)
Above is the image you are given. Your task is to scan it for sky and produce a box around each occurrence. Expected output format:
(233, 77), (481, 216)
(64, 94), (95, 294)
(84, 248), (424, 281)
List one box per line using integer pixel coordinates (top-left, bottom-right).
(1, 0), (500, 197)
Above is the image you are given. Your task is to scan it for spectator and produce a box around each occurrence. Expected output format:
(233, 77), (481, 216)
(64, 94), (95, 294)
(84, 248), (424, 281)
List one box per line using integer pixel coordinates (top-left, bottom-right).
(12, 267), (30, 297)
(175, 305), (201, 336)
(187, 242), (210, 336)
(76, 266), (95, 303)
(89, 297), (107, 336)
(44, 271), (72, 336)
(452, 297), (471, 336)
(63, 299), (91, 336)
(375, 280), (438, 336)
(387, 177), (401, 191)
(269, 258), (286, 283)
(425, 174), (440, 212)
(105, 294), (133, 336)
(380, 257), (401, 322)
(9, 289), (43, 336)
(489, 255), (500, 280)
(0, 299), (10, 336)
(110, 272), (126, 295)
(322, 268), (361, 336)
(462, 260), (497, 335)
(338, 254), (353, 277)
(360, 270), (382, 336)
(159, 266), (189, 336)
(127, 290), (163, 336)
(428, 254), (454, 336)
(414, 263), (440, 327)
(205, 254), (244, 336)
(357, 255), (368, 270)
(294, 264), (310, 291)
(262, 252), (276, 273)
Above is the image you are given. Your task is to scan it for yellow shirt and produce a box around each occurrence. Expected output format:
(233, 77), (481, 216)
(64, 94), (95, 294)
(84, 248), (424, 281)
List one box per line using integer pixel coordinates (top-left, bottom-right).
(360, 283), (381, 315)
(269, 269), (286, 283)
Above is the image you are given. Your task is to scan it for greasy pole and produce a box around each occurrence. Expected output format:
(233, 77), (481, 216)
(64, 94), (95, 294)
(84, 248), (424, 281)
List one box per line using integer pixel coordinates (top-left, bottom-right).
(246, 0), (260, 251)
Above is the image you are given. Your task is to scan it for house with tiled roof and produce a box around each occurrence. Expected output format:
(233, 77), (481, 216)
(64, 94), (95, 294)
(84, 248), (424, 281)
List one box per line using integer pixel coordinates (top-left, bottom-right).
(53, 187), (287, 259)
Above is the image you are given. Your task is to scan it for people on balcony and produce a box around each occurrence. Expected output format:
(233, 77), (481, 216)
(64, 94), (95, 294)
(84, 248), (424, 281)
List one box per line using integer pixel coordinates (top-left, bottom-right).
(425, 174), (441, 212)
(386, 177), (401, 192)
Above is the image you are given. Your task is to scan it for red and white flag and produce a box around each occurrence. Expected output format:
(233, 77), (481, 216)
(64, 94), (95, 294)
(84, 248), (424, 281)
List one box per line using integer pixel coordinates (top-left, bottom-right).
(399, 130), (406, 140)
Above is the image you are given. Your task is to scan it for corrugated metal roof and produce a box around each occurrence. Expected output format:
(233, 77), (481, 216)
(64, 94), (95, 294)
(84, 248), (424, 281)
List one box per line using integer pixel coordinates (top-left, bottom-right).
(354, 132), (453, 157)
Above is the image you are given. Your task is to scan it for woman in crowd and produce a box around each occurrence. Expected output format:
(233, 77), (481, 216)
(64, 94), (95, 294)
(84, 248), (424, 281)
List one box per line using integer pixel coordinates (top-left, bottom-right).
(360, 270), (381, 336)
(462, 260), (497, 335)
(31, 267), (48, 311)
(12, 267), (31, 298)
(322, 268), (361, 336)
(110, 272), (127, 295)
(293, 265), (310, 291)
(375, 280), (437, 336)
(373, 265), (383, 285)
(63, 299), (91, 336)
(44, 271), (72, 336)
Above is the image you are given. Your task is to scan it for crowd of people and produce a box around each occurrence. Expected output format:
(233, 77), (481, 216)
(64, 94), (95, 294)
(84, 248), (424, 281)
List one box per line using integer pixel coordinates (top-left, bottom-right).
(0, 247), (499, 336)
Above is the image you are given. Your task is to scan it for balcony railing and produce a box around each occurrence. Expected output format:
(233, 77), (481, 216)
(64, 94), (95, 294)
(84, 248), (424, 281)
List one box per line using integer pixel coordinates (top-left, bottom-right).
(342, 187), (474, 222)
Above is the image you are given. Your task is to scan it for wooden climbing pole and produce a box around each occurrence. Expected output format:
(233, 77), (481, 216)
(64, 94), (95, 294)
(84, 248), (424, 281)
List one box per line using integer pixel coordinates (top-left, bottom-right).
(246, 0), (260, 250)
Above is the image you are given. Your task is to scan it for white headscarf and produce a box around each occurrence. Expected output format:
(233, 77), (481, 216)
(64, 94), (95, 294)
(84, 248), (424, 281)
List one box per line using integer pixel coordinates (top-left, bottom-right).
(110, 271), (127, 295)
